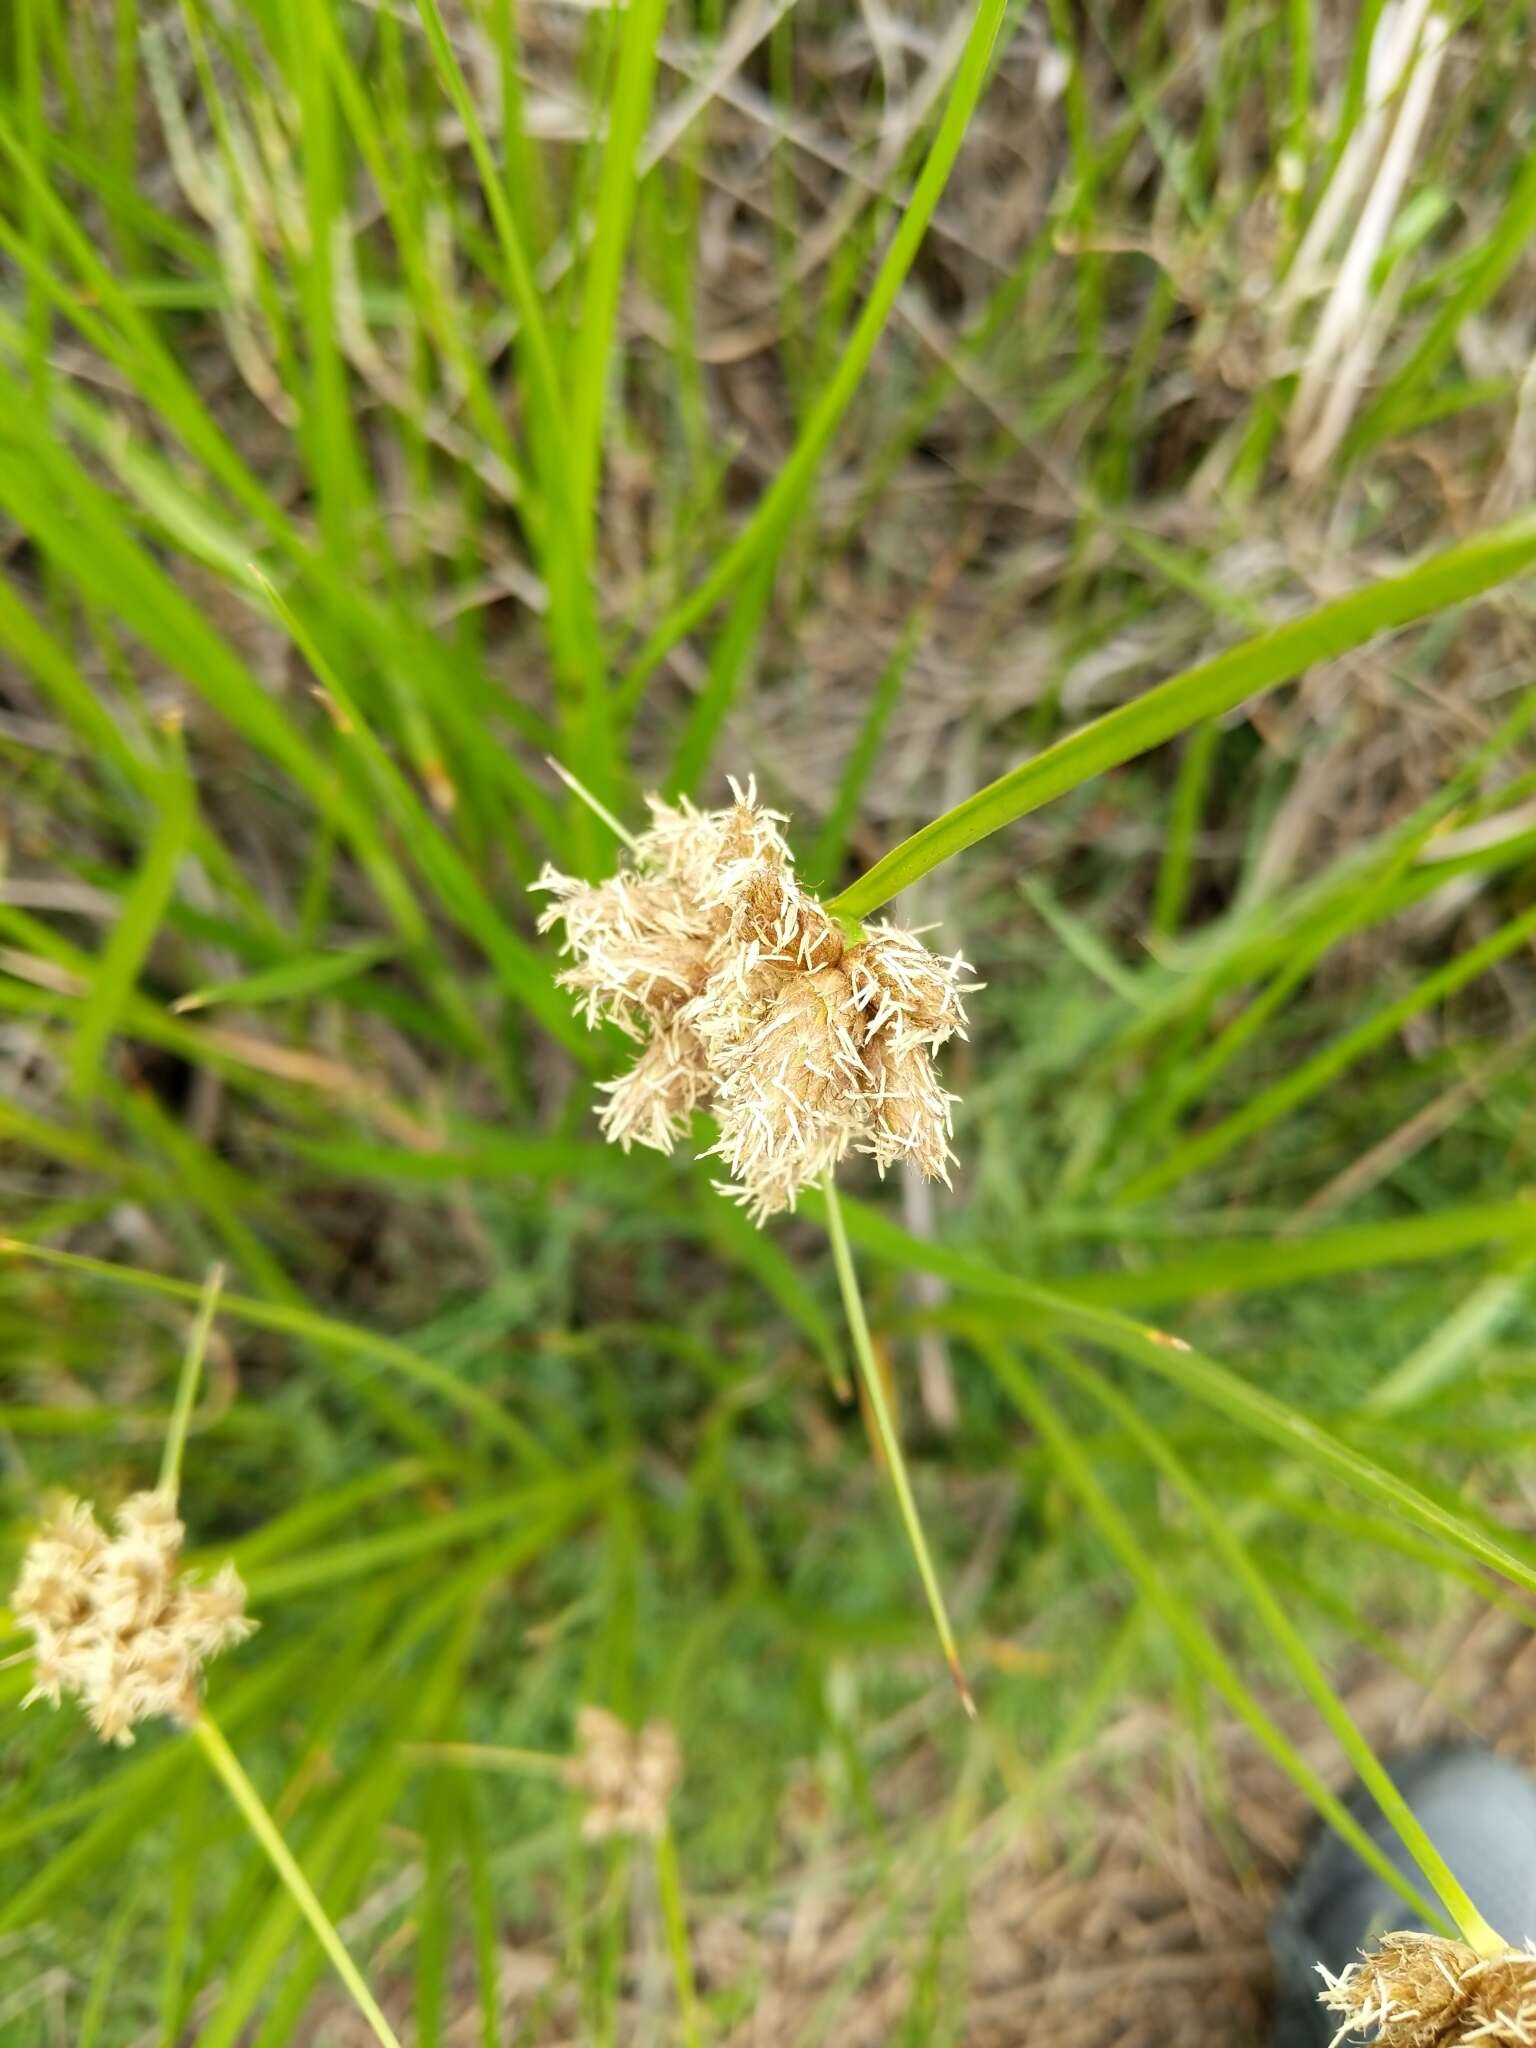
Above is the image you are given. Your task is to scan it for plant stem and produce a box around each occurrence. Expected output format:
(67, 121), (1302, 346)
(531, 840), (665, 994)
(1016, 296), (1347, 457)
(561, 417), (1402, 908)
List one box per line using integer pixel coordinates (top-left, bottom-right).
(654, 1825), (701, 2048)
(402, 1740), (568, 1777)
(821, 1173), (974, 1715)
(545, 754), (639, 849)
(192, 1713), (404, 2048)
(158, 1262), (225, 1498)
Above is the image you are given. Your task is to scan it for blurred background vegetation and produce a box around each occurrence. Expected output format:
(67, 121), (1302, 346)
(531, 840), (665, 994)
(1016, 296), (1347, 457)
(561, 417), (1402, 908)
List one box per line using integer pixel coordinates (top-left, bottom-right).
(5, 0), (1536, 2040)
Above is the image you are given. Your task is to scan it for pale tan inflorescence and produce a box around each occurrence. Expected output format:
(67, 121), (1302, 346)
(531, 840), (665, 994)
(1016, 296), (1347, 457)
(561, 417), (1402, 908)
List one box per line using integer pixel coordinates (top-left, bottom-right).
(564, 1704), (681, 1842)
(11, 1490), (255, 1746)
(1318, 1932), (1536, 2047)
(534, 778), (977, 1221)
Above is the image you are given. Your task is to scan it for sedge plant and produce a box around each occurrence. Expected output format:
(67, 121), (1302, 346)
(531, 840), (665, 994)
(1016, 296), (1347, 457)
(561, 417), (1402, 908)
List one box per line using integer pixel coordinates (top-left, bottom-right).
(8, 1268), (405, 2048)
(534, 772), (978, 1704)
(8, 0), (1536, 2038)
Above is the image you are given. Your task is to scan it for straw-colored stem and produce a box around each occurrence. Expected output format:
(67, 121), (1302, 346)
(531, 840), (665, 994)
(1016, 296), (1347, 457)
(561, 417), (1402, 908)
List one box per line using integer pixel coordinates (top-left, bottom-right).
(821, 1174), (974, 1715)
(158, 1262), (225, 1499)
(193, 1713), (404, 2048)
(654, 1825), (701, 2048)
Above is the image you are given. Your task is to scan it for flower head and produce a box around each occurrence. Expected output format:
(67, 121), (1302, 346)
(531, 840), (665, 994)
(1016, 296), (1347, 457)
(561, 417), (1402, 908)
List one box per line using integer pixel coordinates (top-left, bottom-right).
(1318, 1932), (1536, 2046)
(11, 1490), (255, 1745)
(564, 1704), (681, 1842)
(535, 776), (978, 1221)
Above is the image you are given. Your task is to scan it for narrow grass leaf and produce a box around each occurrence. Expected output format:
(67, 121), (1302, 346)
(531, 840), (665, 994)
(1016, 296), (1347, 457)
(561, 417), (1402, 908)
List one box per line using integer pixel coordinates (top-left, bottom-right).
(0, 1646), (306, 1934)
(171, 942), (398, 1015)
(69, 743), (194, 1102)
(568, 0), (669, 544)
(810, 1197), (1536, 1592)
(811, 1185), (1536, 1312)
(665, 547), (778, 799)
(702, 1184), (846, 1396)
(830, 512), (1536, 916)
(1052, 1340), (1499, 1950)
(1365, 1270), (1535, 1418)
(460, 1776), (505, 2048)
(975, 1335), (1450, 1933)
(823, 1176), (972, 1713)
(1350, 145), (1536, 455)
(247, 569), (592, 1055)
(803, 608), (925, 889)
(1119, 897), (1536, 1201)
(76, 1892), (139, 2048)
(242, 1491), (602, 1603)
(0, 1238), (537, 1459)
(619, 0), (1010, 713)
(1056, 1202), (1536, 1308)
(1151, 717), (1221, 937)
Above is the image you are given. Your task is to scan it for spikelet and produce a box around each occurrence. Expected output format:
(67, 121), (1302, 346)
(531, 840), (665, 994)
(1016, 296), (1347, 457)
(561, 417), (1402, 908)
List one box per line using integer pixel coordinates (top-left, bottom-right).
(11, 1491), (255, 1745)
(533, 870), (715, 1036)
(847, 922), (972, 1052)
(596, 1021), (713, 1155)
(704, 966), (868, 1220)
(564, 1705), (681, 1842)
(860, 1033), (958, 1181)
(1317, 1932), (1536, 2046)
(726, 861), (846, 974)
(534, 775), (978, 1221)
(635, 786), (793, 908)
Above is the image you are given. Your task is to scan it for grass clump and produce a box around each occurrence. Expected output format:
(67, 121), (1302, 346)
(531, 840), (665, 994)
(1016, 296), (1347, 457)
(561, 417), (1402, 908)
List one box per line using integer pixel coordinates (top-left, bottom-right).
(6, 0), (1536, 2040)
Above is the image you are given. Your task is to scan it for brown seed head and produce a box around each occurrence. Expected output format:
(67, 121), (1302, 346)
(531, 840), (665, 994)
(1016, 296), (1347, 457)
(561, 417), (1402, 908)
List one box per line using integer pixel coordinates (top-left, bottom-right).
(564, 1704), (681, 1842)
(728, 864), (845, 973)
(533, 776), (979, 1220)
(1318, 1932), (1536, 2046)
(860, 1034), (957, 1183)
(846, 922), (976, 1052)
(705, 966), (869, 1219)
(534, 870), (715, 1035)
(11, 1491), (256, 1746)
(635, 777), (792, 912)
(595, 1021), (713, 1155)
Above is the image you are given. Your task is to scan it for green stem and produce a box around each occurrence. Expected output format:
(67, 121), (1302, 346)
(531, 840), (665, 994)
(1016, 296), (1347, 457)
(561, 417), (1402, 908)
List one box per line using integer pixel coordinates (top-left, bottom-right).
(402, 1741), (567, 1777)
(821, 1174), (973, 1715)
(158, 1262), (225, 1498)
(192, 1713), (404, 2048)
(545, 754), (639, 850)
(654, 1825), (700, 2048)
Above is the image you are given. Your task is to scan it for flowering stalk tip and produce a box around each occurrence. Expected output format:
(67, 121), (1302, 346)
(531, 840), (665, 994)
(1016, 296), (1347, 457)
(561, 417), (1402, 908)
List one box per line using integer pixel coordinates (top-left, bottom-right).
(565, 1704), (681, 1842)
(11, 1490), (253, 1746)
(535, 776), (978, 1220)
(1318, 1931), (1536, 2046)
